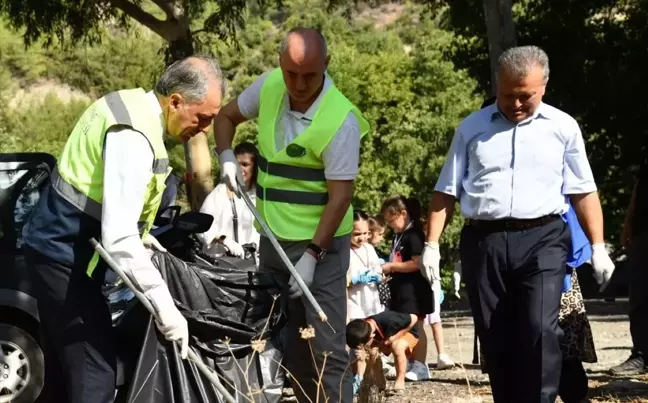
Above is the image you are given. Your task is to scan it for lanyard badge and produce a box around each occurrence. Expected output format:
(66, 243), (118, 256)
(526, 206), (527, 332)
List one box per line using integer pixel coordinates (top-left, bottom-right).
(389, 221), (412, 263)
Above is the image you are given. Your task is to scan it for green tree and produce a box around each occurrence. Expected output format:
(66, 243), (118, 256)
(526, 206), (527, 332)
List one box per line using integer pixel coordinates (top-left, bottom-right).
(0, 93), (90, 156)
(430, 0), (648, 247)
(1, 0), (483, 281)
(0, 0), (279, 210)
(210, 0), (482, 273)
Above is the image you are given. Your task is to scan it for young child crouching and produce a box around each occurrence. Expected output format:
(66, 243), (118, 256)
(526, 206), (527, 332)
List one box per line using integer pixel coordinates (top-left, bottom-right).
(347, 311), (419, 395)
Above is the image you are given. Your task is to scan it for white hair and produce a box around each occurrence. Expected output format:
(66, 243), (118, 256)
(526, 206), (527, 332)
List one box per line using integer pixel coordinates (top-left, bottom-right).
(498, 45), (550, 84)
(154, 54), (225, 103)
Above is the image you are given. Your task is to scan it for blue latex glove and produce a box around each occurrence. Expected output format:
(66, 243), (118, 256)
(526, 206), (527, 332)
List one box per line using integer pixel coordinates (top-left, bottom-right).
(562, 273), (573, 293)
(378, 258), (386, 265)
(351, 271), (370, 285)
(353, 374), (362, 396)
(352, 271), (380, 285)
(366, 273), (381, 284)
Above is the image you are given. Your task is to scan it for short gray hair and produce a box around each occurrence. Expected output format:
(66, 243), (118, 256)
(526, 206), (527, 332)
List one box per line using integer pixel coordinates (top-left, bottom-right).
(154, 54), (225, 103)
(279, 28), (328, 59)
(497, 45), (550, 84)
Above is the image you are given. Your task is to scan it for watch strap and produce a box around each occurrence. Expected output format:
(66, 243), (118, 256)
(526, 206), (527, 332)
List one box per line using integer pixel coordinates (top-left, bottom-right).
(307, 242), (325, 260)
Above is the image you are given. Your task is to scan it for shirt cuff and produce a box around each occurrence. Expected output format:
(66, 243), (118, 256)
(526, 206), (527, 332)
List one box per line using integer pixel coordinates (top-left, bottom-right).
(324, 173), (358, 181)
(433, 185), (460, 198)
(563, 182), (598, 195)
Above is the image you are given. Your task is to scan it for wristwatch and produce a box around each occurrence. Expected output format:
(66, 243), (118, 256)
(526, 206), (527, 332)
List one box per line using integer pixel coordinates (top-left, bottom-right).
(306, 242), (326, 261)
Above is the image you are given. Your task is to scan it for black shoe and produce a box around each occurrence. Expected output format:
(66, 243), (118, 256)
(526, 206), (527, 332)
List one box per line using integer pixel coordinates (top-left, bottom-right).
(608, 355), (646, 376)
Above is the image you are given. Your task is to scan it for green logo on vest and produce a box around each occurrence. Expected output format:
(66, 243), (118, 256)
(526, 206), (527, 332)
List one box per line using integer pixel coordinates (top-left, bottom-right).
(286, 144), (307, 158)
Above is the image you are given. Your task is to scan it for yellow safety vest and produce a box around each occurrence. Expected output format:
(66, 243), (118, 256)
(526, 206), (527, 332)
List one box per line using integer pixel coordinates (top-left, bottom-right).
(255, 68), (369, 241)
(53, 88), (171, 276)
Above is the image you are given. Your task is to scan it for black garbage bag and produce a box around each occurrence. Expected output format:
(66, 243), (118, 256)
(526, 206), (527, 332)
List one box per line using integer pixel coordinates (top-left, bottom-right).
(125, 252), (286, 403)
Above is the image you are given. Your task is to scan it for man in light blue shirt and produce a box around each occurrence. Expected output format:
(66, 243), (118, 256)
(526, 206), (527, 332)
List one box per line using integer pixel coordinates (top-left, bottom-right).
(420, 46), (615, 403)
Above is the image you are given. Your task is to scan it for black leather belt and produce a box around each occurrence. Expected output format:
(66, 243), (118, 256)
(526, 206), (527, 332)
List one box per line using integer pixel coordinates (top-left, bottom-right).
(466, 214), (561, 232)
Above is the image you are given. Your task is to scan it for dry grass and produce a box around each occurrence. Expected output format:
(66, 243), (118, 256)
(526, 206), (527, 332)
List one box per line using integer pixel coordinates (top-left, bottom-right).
(202, 298), (648, 403)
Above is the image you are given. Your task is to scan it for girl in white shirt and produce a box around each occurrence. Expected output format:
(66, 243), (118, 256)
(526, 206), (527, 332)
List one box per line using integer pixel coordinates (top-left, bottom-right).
(347, 210), (385, 396)
(347, 210), (384, 320)
(199, 142), (260, 257)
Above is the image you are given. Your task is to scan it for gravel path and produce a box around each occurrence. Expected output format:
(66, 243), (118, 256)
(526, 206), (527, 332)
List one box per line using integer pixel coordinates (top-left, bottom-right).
(390, 299), (647, 403)
(282, 298), (648, 403)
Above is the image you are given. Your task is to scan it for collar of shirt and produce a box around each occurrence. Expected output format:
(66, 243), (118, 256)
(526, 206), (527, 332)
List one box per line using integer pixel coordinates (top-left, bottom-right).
(489, 102), (552, 126)
(281, 73), (333, 122)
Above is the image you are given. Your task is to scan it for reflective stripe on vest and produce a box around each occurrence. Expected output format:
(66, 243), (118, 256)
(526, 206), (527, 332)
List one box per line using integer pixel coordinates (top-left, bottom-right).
(256, 183), (328, 206)
(52, 166), (169, 221)
(51, 168), (102, 221)
(255, 68), (369, 240)
(53, 88), (170, 277)
(257, 154), (326, 182)
(256, 155), (329, 205)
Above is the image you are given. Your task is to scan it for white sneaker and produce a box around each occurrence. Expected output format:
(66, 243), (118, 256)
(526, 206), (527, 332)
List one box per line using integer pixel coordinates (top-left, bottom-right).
(384, 364), (397, 379)
(404, 360), (430, 381)
(437, 353), (455, 370)
(384, 360), (412, 380)
(380, 354), (391, 368)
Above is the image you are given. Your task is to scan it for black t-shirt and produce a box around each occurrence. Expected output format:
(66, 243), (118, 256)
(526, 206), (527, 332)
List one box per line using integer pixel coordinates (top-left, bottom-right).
(369, 311), (418, 341)
(388, 226), (435, 315)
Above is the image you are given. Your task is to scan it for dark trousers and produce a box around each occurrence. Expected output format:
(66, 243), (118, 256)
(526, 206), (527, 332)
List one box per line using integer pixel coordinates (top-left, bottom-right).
(259, 235), (352, 403)
(460, 219), (570, 403)
(629, 233), (648, 356)
(559, 360), (589, 403)
(25, 247), (116, 403)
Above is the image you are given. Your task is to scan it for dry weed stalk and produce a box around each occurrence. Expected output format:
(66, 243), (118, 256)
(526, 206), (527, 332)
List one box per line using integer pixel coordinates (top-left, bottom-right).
(452, 317), (474, 397)
(217, 294), (282, 402)
(219, 295), (357, 403)
(357, 346), (387, 403)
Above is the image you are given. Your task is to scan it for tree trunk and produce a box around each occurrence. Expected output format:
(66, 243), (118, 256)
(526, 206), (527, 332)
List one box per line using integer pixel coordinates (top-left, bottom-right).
(184, 132), (214, 211)
(168, 34), (195, 64)
(168, 34), (215, 212)
(112, 0), (214, 211)
(482, 0), (516, 96)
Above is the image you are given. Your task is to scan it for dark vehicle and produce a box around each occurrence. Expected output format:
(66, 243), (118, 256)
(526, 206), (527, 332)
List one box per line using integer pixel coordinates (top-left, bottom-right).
(0, 153), (54, 403)
(0, 153), (217, 402)
(1, 153), (283, 403)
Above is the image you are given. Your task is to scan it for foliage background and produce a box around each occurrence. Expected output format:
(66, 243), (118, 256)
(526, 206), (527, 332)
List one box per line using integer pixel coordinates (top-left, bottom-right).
(0, 0), (478, 287)
(4, 0), (644, 287)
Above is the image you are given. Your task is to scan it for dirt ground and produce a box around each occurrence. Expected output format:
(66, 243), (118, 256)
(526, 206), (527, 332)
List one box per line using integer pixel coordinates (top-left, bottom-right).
(396, 298), (648, 403)
(282, 298), (648, 403)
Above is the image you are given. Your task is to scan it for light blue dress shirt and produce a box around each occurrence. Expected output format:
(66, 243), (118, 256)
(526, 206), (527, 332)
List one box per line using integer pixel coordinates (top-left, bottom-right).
(434, 102), (597, 220)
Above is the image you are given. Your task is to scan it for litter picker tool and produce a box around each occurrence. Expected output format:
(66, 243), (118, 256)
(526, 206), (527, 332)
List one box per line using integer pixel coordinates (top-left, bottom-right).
(235, 178), (332, 329)
(89, 238), (238, 403)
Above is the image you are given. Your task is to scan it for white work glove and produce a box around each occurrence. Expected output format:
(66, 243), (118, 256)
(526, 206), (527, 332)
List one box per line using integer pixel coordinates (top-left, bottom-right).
(142, 233), (167, 252)
(420, 242), (441, 285)
(222, 237), (244, 258)
(149, 288), (189, 359)
(591, 243), (615, 292)
(452, 262), (462, 299)
(288, 252), (317, 299)
(218, 149), (243, 193)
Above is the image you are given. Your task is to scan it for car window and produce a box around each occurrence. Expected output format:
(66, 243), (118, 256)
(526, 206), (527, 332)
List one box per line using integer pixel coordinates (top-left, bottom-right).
(0, 165), (48, 250)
